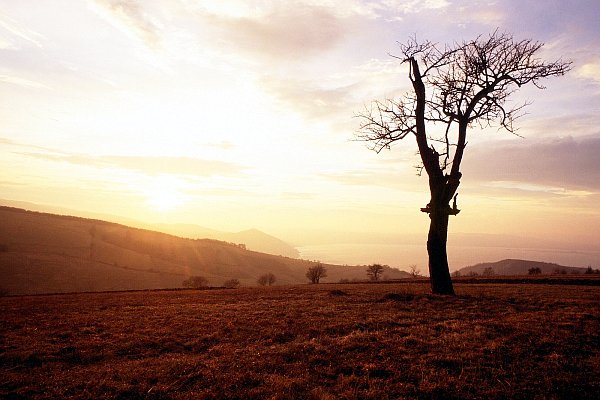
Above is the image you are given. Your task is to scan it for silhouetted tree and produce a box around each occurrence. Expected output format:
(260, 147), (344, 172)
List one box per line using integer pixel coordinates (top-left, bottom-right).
(408, 264), (421, 278)
(257, 273), (276, 286)
(183, 276), (208, 288)
(223, 278), (240, 288)
(306, 263), (327, 284)
(528, 267), (542, 275)
(482, 267), (495, 276)
(553, 268), (568, 275)
(358, 31), (570, 295)
(367, 264), (385, 281)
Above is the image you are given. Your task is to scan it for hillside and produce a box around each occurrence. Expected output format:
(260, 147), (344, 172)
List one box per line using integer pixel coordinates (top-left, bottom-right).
(457, 259), (587, 276)
(151, 223), (300, 258)
(0, 206), (409, 295)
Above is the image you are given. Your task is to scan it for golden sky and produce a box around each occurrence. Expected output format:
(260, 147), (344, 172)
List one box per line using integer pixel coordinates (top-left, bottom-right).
(1, 0), (599, 267)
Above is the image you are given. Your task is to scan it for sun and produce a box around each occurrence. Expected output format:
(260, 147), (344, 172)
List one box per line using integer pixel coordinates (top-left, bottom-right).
(142, 175), (187, 212)
(146, 190), (183, 211)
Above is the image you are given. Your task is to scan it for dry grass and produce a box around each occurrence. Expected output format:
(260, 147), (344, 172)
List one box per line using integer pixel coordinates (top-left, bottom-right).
(1, 283), (598, 399)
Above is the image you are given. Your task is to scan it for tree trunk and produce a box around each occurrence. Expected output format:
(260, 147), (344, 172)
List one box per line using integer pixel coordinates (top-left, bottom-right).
(423, 174), (456, 295)
(427, 207), (455, 295)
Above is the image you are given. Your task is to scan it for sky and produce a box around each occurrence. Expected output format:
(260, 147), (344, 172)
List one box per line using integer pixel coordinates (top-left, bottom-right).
(1, 0), (599, 268)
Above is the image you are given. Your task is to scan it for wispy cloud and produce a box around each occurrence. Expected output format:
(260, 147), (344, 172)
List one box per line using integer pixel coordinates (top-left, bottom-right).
(204, 5), (349, 61)
(0, 74), (51, 90)
(263, 78), (361, 119)
(90, 0), (162, 47)
(577, 60), (600, 84)
(0, 12), (46, 48)
(464, 136), (600, 191)
(18, 151), (244, 177)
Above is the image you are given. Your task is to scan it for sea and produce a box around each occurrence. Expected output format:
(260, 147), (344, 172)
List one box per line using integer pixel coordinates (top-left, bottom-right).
(297, 243), (600, 271)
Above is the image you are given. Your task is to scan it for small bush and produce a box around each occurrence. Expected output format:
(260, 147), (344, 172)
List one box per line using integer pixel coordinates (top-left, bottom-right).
(182, 276), (208, 289)
(257, 273), (276, 286)
(223, 279), (240, 289)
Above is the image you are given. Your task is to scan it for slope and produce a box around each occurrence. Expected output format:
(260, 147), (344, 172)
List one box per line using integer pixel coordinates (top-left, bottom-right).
(457, 259), (587, 276)
(0, 206), (409, 295)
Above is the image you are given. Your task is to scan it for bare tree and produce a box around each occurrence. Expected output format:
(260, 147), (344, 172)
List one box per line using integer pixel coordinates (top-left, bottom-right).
(357, 31), (570, 295)
(408, 264), (421, 278)
(257, 273), (276, 286)
(367, 264), (385, 281)
(306, 263), (327, 284)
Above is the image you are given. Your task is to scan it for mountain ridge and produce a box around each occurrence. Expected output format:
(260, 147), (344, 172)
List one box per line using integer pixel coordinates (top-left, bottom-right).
(0, 206), (410, 295)
(457, 258), (587, 276)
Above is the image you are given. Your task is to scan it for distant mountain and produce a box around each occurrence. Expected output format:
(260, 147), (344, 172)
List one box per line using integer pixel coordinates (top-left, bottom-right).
(0, 199), (300, 259)
(151, 224), (300, 258)
(0, 206), (409, 295)
(457, 259), (587, 276)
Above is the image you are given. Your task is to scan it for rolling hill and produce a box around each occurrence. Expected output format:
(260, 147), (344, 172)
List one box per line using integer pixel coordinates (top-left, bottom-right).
(151, 223), (300, 258)
(457, 259), (587, 276)
(0, 206), (410, 295)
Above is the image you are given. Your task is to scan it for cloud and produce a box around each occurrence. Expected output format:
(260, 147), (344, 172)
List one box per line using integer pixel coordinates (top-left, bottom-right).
(105, 156), (242, 176)
(18, 151), (243, 177)
(382, 0), (450, 14)
(205, 5), (349, 60)
(0, 74), (51, 89)
(321, 168), (420, 190)
(90, 0), (162, 47)
(280, 192), (316, 201)
(0, 13), (46, 48)
(263, 78), (360, 119)
(463, 135), (600, 192)
(578, 61), (600, 84)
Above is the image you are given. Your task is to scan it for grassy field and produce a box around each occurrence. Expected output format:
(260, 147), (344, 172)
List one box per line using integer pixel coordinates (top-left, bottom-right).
(1, 283), (599, 399)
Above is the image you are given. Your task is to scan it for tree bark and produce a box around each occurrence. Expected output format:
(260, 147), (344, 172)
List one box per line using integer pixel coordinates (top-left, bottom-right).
(427, 207), (455, 295)
(424, 175), (456, 295)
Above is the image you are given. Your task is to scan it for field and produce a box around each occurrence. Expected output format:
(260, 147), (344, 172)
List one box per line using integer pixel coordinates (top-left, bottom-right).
(1, 282), (599, 399)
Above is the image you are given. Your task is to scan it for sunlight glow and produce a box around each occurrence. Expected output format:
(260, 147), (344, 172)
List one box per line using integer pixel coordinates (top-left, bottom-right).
(141, 175), (188, 212)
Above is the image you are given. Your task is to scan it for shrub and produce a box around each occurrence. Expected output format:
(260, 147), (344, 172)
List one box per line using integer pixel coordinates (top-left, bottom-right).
(528, 267), (542, 275)
(182, 276), (208, 289)
(223, 279), (240, 289)
(409, 264), (421, 278)
(553, 268), (567, 275)
(257, 273), (276, 286)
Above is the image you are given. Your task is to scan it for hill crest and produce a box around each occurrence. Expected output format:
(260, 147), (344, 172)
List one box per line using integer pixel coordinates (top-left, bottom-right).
(0, 206), (409, 295)
(457, 259), (586, 276)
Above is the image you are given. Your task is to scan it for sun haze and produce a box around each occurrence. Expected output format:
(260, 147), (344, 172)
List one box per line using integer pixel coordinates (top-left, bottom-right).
(1, 1), (599, 269)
